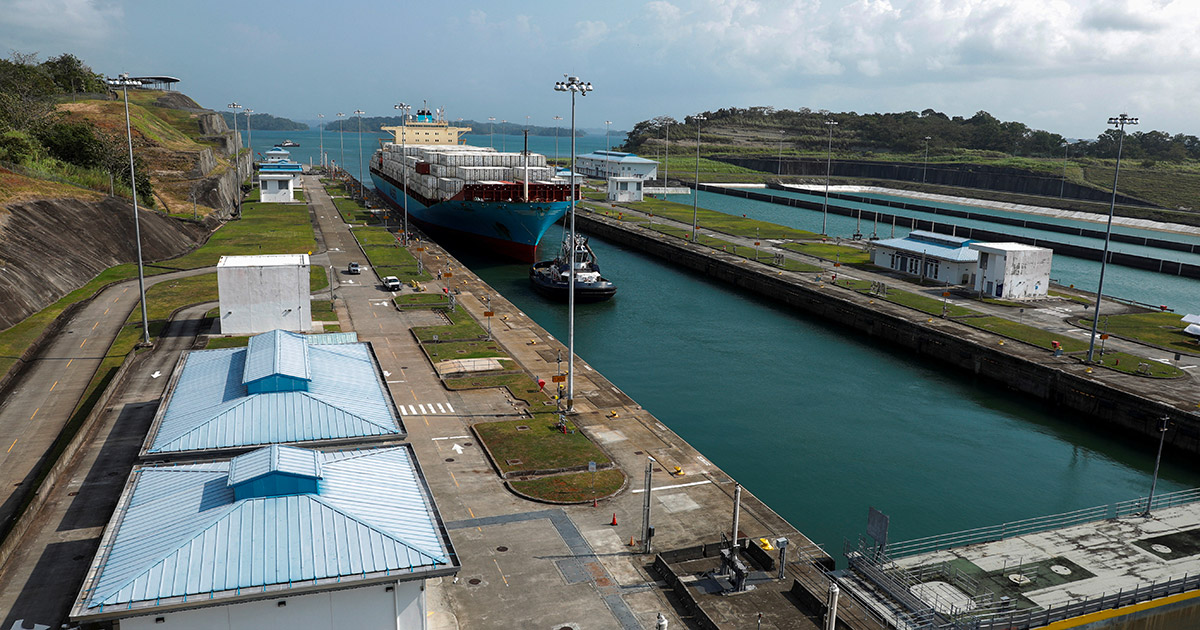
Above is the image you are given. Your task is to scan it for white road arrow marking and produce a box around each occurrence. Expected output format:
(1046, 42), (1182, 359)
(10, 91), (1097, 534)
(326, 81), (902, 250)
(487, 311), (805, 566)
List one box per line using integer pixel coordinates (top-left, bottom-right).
(383, 370), (391, 377)
(151, 371), (161, 379)
(451, 444), (464, 454)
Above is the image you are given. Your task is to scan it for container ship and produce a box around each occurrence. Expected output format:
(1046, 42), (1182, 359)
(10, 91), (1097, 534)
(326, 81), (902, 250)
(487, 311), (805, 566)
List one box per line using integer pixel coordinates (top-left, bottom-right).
(369, 108), (574, 261)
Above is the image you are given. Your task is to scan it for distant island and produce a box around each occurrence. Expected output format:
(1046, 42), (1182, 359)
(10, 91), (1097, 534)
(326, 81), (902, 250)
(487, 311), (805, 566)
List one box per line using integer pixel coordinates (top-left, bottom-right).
(324, 116), (585, 138)
(220, 111), (308, 131)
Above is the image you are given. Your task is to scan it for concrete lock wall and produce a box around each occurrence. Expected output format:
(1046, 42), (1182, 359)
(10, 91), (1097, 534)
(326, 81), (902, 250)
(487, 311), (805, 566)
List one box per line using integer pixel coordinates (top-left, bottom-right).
(120, 581), (424, 630)
(217, 263), (310, 335)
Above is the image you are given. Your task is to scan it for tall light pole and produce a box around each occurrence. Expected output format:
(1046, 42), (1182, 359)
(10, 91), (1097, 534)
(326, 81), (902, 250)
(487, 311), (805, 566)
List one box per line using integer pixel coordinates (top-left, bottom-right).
(354, 109), (366, 198)
(1143, 417), (1170, 516)
(777, 130), (785, 175)
(553, 115), (563, 165)
(692, 115), (706, 242)
(922, 136), (931, 183)
(109, 73), (150, 345)
(605, 120), (613, 180)
(1060, 140), (1071, 198)
(663, 119), (670, 187)
(489, 116), (496, 148)
(317, 113), (325, 168)
(1086, 113), (1137, 364)
(244, 109), (254, 158)
(227, 102), (243, 214)
(822, 120), (838, 235)
(554, 74), (593, 412)
(394, 102), (411, 245)
(336, 112), (346, 175)
(501, 120), (507, 151)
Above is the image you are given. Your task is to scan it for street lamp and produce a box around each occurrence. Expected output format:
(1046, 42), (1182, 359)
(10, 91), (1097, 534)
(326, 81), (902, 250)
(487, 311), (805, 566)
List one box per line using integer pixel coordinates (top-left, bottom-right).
(109, 73), (150, 344)
(777, 130), (785, 175)
(922, 136), (931, 183)
(244, 109), (254, 157)
(553, 115), (563, 165)
(227, 102), (243, 215)
(663, 119), (670, 187)
(1143, 417), (1170, 516)
(1087, 113), (1137, 364)
(317, 113), (325, 169)
(488, 116), (496, 148)
(692, 115), (706, 242)
(822, 120), (838, 235)
(605, 120), (613, 180)
(1060, 140), (1071, 198)
(336, 112), (346, 175)
(354, 109), (366, 199)
(501, 120), (507, 151)
(394, 102), (411, 245)
(553, 74), (593, 412)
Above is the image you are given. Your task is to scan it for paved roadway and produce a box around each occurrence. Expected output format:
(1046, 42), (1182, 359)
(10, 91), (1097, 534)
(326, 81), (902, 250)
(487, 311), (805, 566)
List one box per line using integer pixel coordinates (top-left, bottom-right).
(0, 301), (213, 630)
(0, 267), (213, 538)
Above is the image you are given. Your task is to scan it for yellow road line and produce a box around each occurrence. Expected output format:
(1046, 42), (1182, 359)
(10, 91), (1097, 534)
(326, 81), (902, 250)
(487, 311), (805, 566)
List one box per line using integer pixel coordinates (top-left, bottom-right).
(79, 338), (87, 348)
(66, 359), (73, 368)
(467, 507), (475, 518)
(30, 408), (39, 420)
(104, 308), (110, 315)
(493, 559), (509, 586)
(92, 321), (99, 330)
(449, 471), (460, 488)
(49, 380), (58, 392)
(7, 439), (16, 453)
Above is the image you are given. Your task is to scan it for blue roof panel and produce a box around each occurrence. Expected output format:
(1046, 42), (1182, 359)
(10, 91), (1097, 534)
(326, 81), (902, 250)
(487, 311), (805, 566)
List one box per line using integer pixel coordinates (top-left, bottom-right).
(147, 332), (401, 454)
(243, 330), (310, 384)
(227, 444), (322, 486)
(79, 446), (454, 614)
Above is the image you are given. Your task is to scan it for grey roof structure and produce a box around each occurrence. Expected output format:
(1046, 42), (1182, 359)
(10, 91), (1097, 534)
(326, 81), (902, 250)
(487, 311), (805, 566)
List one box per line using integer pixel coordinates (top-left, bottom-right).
(142, 330), (404, 457)
(71, 445), (458, 621)
(873, 230), (979, 263)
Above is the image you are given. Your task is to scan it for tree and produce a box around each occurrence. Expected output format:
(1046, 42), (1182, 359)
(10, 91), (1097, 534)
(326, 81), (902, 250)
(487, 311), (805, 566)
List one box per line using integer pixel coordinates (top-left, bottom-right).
(40, 53), (106, 93)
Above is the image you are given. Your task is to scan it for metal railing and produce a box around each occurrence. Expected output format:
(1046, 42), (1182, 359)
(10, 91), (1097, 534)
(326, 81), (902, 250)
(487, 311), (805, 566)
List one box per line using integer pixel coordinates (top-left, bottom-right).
(884, 488), (1200, 559)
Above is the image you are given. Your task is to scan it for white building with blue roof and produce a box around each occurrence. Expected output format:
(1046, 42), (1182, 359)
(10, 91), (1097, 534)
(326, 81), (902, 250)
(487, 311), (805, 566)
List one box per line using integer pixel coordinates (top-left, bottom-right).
(70, 444), (458, 628)
(870, 230), (980, 285)
(258, 147), (303, 203)
(142, 330), (405, 458)
(574, 150), (658, 181)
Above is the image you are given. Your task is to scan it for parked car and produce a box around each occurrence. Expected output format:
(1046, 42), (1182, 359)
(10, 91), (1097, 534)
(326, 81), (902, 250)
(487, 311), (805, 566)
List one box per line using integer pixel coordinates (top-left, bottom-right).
(346, 262), (361, 274)
(382, 276), (401, 291)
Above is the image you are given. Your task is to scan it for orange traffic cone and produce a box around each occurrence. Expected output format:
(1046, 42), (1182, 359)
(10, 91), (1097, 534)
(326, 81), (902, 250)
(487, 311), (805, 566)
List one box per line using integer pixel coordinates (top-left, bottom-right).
(629, 535), (636, 546)
(611, 513), (618, 526)
(593, 498), (598, 508)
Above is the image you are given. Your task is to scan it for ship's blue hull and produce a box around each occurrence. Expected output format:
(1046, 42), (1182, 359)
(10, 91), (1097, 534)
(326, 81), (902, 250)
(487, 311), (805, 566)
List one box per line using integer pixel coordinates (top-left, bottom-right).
(370, 167), (569, 261)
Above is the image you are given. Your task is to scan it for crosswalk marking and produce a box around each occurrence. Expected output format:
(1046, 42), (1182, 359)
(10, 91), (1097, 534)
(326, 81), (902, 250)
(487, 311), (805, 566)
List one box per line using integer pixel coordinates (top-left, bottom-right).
(400, 403), (456, 416)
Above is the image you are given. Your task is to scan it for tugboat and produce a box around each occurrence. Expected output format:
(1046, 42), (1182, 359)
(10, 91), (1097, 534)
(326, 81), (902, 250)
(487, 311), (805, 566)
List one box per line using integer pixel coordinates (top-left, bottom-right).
(529, 234), (617, 302)
(278, 139), (300, 147)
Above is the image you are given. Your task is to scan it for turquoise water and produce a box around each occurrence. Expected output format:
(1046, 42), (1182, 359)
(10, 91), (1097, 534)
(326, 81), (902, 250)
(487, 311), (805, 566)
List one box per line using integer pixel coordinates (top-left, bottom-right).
(246, 129), (613, 190)
(443, 232), (1200, 556)
(671, 190), (1200, 314)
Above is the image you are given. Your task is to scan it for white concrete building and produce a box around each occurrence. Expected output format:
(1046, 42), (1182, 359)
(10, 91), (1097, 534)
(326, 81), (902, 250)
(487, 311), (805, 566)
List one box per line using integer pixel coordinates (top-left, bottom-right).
(970, 242), (1052, 300)
(607, 176), (644, 202)
(870, 231), (979, 285)
(574, 151), (658, 180)
(217, 254), (311, 334)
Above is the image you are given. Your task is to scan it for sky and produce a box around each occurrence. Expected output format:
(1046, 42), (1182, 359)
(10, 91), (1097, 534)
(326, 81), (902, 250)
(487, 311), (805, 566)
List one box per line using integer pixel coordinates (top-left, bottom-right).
(2, 0), (1197, 140)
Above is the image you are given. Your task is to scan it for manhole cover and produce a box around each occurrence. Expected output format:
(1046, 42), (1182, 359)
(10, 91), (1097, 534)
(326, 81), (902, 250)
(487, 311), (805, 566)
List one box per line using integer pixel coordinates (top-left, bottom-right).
(468, 578), (481, 585)
(1152, 543), (1173, 554)
(445, 458), (455, 462)
(506, 459), (523, 466)
(464, 442), (472, 447)
(634, 451), (643, 455)
(516, 426), (530, 431)
(456, 350), (466, 354)
(496, 546), (508, 552)
(1050, 565), (1072, 576)
(1007, 574), (1032, 586)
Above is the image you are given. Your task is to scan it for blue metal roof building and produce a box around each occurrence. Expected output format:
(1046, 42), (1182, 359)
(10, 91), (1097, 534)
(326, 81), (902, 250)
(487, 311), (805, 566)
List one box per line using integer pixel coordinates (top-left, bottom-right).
(871, 230), (980, 284)
(574, 150), (658, 180)
(71, 444), (459, 622)
(142, 330), (405, 457)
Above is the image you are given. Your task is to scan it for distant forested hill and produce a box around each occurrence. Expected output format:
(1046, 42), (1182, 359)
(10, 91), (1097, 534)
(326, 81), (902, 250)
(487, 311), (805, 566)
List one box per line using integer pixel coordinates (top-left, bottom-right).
(219, 111), (307, 131)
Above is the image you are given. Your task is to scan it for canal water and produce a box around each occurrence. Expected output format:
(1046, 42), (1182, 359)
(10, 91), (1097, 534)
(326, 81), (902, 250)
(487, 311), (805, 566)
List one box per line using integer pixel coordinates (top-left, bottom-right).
(443, 230), (1200, 557)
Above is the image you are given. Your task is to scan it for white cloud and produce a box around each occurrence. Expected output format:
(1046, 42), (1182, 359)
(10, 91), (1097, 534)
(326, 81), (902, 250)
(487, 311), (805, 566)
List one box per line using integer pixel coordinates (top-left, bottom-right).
(0, 0), (122, 51)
